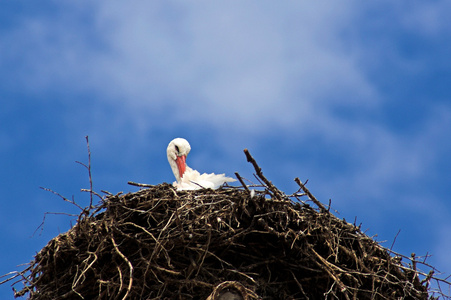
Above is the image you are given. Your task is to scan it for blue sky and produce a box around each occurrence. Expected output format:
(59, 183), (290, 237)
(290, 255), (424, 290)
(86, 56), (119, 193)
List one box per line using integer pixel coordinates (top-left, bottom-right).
(1, 1), (451, 298)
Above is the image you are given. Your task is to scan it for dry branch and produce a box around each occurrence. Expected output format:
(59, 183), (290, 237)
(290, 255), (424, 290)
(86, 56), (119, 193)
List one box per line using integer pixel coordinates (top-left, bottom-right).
(294, 177), (328, 213)
(243, 149), (284, 200)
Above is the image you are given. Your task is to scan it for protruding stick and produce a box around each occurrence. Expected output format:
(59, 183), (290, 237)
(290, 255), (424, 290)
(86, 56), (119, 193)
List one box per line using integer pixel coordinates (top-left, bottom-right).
(244, 149), (284, 200)
(294, 177), (328, 213)
(128, 181), (155, 188)
(235, 172), (250, 192)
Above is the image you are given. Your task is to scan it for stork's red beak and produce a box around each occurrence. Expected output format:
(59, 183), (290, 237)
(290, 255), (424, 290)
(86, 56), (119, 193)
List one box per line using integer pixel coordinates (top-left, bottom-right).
(176, 155), (186, 179)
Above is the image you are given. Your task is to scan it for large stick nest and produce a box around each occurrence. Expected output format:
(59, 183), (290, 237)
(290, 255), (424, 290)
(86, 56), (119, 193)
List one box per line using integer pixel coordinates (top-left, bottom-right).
(5, 151), (449, 299)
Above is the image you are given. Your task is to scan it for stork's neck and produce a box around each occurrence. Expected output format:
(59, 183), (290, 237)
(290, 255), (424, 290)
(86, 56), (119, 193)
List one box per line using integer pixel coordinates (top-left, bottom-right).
(169, 158), (181, 183)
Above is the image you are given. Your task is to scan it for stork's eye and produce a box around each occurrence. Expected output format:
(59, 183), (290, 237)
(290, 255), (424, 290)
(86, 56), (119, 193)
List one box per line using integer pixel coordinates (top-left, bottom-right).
(175, 145), (180, 154)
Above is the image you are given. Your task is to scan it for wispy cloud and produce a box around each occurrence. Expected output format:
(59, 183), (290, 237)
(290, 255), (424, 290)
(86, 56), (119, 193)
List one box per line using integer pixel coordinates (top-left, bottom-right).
(1, 1), (449, 167)
(2, 1), (450, 192)
(1, 2), (377, 131)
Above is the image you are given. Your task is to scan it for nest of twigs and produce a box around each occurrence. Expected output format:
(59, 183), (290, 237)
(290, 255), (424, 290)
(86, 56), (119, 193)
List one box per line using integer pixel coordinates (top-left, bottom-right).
(4, 150), (449, 299)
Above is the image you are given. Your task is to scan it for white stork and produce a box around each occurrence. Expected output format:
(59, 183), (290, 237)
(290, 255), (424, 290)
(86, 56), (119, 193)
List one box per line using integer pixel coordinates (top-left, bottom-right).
(167, 138), (236, 190)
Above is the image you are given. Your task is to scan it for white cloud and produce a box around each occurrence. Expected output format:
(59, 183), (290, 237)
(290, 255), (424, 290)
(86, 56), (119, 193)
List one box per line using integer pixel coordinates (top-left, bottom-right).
(1, 2), (381, 134)
(91, 1), (379, 132)
(2, 0), (450, 200)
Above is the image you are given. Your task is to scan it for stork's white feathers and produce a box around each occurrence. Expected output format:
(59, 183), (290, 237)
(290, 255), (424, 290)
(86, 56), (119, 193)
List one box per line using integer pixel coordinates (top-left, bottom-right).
(167, 138), (236, 191)
(176, 167), (236, 190)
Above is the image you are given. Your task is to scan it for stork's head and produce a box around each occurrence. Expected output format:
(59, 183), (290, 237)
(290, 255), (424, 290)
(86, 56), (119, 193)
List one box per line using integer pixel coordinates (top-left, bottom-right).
(167, 138), (191, 182)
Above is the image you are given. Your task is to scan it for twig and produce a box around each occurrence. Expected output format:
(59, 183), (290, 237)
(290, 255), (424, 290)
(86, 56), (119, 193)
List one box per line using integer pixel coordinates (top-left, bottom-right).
(111, 237), (133, 300)
(101, 190), (113, 196)
(86, 136), (93, 209)
(291, 271), (310, 300)
(32, 211), (79, 237)
(75, 136), (94, 209)
(39, 187), (84, 211)
(234, 172), (250, 192)
(243, 149), (284, 200)
(411, 253), (417, 272)
(189, 181), (207, 189)
(0, 272), (20, 285)
(127, 181), (156, 188)
(294, 178), (328, 214)
(80, 188), (103, 200)
(195, 228), (212, 277)
(72, 252), (98, 290)
(421, 270), (434, 288)
(309, 244), (348, 293)
(390, 229), (401, 250)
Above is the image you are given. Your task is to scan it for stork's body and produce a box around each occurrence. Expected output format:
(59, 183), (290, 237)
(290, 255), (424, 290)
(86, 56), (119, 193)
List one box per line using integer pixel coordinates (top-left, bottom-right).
(167, 138), (236, 190)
